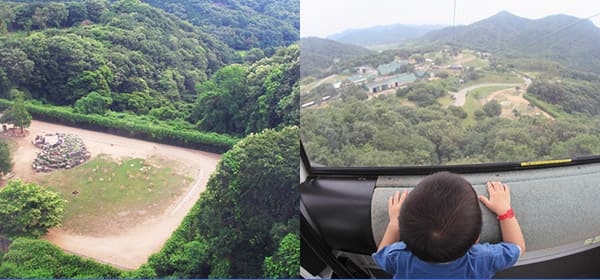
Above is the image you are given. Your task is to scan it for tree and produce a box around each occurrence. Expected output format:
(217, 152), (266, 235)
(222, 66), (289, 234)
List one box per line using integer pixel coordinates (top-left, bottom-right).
(0, 238), (123, 278)
(0, 180), (66, 239)
(244, 48), (264, 64)
(263, 233), (300, 278)
(0, 141), (12, 176)
(84, 0), (108, 22)
(474, 109), (486, 120)
(190, 64), (248, 134)
(147, 126), (299, 278)
(48, 3), (68, 27)
(448, 105), (468, 119)
(0, 90), (32, 134)
(73, 91), (113, 115)
(483, 100), (502, 117)
(0, 48), (34, 92)
(0, 4), (15, 34)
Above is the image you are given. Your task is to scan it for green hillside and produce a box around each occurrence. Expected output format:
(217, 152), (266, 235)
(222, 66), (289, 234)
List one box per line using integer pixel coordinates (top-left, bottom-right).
(143, 0), (299, 50)
(0, 0), (298, 138)
(422, 11), (600, 72)
(300, 36), (374, 78)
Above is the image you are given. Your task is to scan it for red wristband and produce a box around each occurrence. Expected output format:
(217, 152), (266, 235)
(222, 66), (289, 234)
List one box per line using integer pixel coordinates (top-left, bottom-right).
(497, 208), (515, 220)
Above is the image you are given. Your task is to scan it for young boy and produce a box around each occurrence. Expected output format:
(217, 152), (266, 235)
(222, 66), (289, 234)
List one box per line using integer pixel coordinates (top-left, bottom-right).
(373, 171), (525, 278)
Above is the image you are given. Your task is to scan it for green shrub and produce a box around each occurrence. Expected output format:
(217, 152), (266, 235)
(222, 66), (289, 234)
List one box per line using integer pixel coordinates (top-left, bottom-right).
(0, 238), (123, 279)
(0, 99), (238, 153)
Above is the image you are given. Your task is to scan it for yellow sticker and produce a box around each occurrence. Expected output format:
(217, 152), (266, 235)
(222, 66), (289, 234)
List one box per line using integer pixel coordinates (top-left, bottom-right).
(520, 159), (572, 167)
(584, 235), (600, 246)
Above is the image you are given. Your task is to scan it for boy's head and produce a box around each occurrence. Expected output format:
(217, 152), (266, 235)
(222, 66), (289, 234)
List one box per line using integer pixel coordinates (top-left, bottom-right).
(399, 171), (482, 263)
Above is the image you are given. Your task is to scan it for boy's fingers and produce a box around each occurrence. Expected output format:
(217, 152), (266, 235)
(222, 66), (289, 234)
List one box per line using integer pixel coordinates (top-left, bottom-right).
(388, 195), (393, 208)
(487, 181), (494, 192)
(390, 191), (399, 205)
(478, 195), (490, 207)
(399, 190), (408, 203)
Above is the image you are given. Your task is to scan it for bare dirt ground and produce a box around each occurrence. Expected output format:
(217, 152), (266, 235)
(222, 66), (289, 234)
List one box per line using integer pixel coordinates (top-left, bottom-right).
(5, 120), (221, 270)
(485, 88), (554, 120)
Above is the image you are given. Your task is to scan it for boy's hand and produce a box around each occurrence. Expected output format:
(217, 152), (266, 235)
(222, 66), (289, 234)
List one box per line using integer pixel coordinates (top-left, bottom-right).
(388, 190), (408, 225)
(478, 181), (511, 215)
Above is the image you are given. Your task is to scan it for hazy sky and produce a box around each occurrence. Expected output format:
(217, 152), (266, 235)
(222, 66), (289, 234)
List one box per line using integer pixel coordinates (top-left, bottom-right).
(301, 0), (600, 38)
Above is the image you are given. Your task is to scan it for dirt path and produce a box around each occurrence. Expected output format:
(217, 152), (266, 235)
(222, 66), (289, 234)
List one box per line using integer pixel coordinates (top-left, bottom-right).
(7, 120), (221, 270)
(448, 83), (521, 106)
(485, 88), (554, 120)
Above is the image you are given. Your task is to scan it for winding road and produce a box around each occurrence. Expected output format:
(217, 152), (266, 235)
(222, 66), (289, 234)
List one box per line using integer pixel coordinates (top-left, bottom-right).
(448, 74), (532, 107)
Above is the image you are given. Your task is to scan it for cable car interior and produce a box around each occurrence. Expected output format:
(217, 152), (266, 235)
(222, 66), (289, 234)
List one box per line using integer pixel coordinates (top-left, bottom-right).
(300, 143), (600, 278)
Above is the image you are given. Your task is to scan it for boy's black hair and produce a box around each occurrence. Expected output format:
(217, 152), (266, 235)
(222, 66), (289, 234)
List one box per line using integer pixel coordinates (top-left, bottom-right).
(399, 171), (482, 263)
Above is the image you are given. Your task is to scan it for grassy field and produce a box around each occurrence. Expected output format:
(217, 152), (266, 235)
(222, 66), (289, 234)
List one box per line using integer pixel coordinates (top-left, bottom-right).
(461, 86), (511, 126)
(438, 95), (454, 107)
(464, 58), (489, 69)
(37, 154), (192, 235)
(469, 86), (513, 100)
(461, 71), (522, 88)
(462, 92), (482, 127)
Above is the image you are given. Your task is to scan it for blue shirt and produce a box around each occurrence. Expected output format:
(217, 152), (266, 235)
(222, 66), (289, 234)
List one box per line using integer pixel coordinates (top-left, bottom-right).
(372, 241), (520, 278)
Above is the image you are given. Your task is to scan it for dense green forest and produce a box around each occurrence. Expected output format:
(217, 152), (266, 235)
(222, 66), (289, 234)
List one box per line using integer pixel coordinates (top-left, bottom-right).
(300, 37), (374, 78)
(142, 0), (299, 50)
(146, 126), (299, 278)
(0, 0), (298, 139)
(0, 0), (300, 278)
(302, 93), (600, 166)
(3, 0), (299, 51)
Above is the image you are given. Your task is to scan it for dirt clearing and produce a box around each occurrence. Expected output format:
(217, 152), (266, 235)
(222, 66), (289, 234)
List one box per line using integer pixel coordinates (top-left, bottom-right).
(485, 88), (554, 120)
(5, 120), (221, 270)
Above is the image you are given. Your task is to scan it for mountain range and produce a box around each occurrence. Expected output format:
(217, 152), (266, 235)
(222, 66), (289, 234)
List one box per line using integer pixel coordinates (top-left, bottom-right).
(314, 11), (600, 74)
(422, 11), (600, 72)
(327, 24), (444, 47)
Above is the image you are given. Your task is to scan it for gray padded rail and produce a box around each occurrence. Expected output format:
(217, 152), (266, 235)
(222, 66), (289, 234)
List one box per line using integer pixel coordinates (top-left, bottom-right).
(371, 163), (600, 265)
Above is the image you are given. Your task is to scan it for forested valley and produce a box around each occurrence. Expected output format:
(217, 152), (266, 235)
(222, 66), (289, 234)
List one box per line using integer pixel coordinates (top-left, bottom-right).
(0, 0), (299, 278)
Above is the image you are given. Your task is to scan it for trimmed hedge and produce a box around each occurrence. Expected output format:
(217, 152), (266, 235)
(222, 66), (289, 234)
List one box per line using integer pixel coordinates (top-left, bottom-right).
(522, 93), (566, 119)
(0, 99), (239, 153)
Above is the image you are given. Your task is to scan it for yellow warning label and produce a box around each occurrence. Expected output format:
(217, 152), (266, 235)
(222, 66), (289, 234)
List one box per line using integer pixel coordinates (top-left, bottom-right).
(520, 159), (572, 167)
(583, 235), (600, 246)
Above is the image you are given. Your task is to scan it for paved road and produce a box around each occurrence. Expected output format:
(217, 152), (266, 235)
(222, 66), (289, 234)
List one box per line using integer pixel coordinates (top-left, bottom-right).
(448, 83), (521, 106)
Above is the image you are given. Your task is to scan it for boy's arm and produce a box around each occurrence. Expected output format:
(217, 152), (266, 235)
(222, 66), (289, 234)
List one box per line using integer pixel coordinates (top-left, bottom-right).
(479, 181), (526, 255)
(378, 190), (408, 251)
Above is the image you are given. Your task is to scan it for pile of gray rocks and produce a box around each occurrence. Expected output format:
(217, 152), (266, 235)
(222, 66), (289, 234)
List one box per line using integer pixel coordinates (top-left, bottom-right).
(32, 133), (91, 172)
